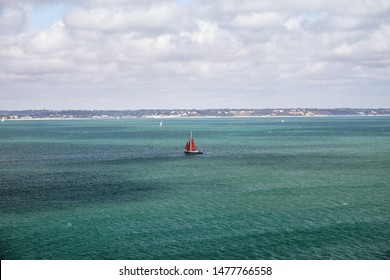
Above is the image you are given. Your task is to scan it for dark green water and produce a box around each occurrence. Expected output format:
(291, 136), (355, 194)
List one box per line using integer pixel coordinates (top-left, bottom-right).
(1, 117), (389, 259)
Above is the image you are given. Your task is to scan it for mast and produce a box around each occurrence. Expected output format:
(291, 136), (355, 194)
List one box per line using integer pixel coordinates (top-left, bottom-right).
(190, 131), (193, 151)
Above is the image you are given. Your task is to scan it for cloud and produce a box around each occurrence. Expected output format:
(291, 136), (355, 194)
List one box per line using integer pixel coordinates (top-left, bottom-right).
(284, 13), (328, 31)
(189, 20), (219, 44)
(232, 12), (284, 30)
(0, 6), (26, 33)
(0, 0), (389, 109)
(64, 3), (184, 33)
(25, 22), (74, 53)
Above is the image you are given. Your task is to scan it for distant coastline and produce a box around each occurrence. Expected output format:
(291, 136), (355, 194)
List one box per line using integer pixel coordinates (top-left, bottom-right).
(1, 108), (389, 120)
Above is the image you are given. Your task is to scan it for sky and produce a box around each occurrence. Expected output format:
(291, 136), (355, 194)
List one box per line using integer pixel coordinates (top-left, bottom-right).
(0, 0), (389, 110)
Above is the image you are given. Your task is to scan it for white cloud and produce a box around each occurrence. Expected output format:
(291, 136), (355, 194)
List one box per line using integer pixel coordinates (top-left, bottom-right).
(64, 3), (184, 33)
(285, 13), (327, 31)
(25, 21), (74, 54)
(189, 20), (219, 44)
(0, 0), (389, 109)
(232, 12), (284, 30)
(284, 17), (303, 31)
(369, 24), (390, 53)
(0, 6), (26, 33)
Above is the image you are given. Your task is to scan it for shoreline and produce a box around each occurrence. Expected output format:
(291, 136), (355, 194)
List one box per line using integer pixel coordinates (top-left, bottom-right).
(2, 108), (389, 121)
(2, 114), (390, 121)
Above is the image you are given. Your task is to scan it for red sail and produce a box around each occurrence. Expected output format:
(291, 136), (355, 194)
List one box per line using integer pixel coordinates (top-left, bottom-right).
(185, 141), (190, 151)
(191, 138), (197, 151)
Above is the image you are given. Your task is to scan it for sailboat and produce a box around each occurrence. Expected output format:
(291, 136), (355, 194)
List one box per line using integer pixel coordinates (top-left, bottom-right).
(159, 121), (163, 127)
(184, 131), (203, 154)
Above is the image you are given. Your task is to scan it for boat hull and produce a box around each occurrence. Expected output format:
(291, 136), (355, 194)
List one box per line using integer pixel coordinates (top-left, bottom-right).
(184, 150), (203, 154)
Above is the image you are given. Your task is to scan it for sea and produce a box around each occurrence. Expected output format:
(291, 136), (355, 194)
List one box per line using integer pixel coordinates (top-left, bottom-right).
(0, 116), (389, 260)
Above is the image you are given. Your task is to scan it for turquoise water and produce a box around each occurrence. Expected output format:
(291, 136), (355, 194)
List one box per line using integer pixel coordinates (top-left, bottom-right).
(0, 117), (389, 259)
